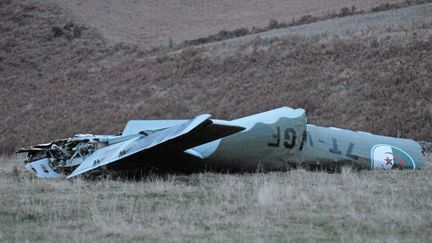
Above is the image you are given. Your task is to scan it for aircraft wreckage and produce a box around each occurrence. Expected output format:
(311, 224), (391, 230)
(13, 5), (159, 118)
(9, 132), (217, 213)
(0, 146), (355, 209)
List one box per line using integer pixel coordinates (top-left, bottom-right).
(17, 107), (426, 179)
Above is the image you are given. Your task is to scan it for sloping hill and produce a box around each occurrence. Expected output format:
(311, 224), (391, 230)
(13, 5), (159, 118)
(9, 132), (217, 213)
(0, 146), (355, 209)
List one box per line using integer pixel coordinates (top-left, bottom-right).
(50, 0), (409, 48)
(0, 0), (431, 153)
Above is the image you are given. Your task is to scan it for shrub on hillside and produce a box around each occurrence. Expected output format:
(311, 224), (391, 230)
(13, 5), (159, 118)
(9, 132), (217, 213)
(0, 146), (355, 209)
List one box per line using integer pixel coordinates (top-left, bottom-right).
(51, 22), (83, 40)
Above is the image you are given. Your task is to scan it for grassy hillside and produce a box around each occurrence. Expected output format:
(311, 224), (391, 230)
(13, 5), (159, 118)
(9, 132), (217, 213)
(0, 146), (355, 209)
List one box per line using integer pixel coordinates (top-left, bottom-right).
(1, 155), (431, 241)
(1, 0), (431, 153)
(49, 0), (411, 48)
(1, 2), (432, 241)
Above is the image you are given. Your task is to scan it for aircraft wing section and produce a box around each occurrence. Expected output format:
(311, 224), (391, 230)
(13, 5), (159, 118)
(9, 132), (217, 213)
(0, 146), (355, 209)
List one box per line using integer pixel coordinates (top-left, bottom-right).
(67, 114), (244, 178)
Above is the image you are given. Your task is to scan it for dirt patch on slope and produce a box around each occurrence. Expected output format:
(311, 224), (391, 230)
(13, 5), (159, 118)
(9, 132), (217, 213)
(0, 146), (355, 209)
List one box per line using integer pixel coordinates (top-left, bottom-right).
(180, 0), (432, 47)
(50, 0), (410, 49)
(196, 3), (432, 58)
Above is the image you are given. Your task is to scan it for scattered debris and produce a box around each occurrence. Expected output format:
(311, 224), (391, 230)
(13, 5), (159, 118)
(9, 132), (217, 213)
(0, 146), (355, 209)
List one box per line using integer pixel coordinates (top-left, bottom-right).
(16, 107), (426, 179)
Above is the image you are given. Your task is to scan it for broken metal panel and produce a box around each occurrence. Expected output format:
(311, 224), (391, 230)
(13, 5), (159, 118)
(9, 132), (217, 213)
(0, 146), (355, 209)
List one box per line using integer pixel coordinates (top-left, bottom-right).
(67, 114), (244, 178)
(67, 136), (142, 178)
(229, 107), (306, 131)
(25, 158), (61, 179)
(187, 107), (307, 161)
(107, 134), (142, 145)
(184, 148), (205, 159)
(196, 108), (307, 171)
(122, 120), (188, 136)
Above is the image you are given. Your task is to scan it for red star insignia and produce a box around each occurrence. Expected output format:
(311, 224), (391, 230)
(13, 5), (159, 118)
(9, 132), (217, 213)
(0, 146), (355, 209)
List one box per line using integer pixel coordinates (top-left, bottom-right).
(384, 156), (392, 165)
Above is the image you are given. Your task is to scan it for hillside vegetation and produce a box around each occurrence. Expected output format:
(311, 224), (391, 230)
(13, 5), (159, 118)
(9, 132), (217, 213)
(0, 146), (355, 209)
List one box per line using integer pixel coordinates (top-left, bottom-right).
(1, 1), (432, 241)
(1, 1), (431, 153)
(49, 0), (410, 47)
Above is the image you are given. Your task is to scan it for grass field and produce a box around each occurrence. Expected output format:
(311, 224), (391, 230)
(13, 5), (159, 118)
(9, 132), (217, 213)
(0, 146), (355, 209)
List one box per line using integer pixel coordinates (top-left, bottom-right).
(1, 155), (431, 242)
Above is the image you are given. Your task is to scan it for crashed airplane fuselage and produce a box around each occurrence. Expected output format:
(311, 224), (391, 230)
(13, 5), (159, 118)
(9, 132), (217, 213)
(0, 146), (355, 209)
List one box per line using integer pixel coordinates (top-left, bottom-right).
(17, 107), (426, 179)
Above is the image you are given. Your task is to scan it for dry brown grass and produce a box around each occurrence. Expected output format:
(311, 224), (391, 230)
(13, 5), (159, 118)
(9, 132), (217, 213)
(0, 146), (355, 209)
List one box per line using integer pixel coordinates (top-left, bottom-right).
(1, 0), (431, 155)
(181, 0), (432, 46)
(2, 1), (432, 241)
(1, 155), (432, 241)
(48, 0), (413, 48)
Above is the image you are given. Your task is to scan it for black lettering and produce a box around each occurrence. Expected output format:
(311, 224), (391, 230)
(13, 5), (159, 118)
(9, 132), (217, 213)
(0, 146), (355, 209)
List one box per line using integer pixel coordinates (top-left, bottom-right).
(329, 138), (342, 155)
(284, 128), (296, 149)
(299, 130), (307, 151)
(268, 126), (280, 147)
(346, 143), (358, 160)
